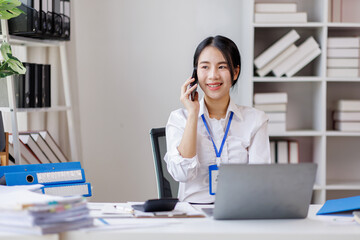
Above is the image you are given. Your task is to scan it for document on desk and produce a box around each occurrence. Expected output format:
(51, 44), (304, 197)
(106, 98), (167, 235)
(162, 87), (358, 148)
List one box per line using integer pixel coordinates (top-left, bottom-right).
(88, 203), (133, 218)
(88, 202), (205, 220)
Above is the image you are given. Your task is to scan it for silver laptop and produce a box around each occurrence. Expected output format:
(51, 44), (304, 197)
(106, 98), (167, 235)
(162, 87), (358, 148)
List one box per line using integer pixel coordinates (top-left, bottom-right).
(204, 163), (317, 220)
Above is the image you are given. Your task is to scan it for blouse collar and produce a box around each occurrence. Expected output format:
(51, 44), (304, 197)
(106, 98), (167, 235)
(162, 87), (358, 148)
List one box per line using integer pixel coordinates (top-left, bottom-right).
(198, 97), (243, 121)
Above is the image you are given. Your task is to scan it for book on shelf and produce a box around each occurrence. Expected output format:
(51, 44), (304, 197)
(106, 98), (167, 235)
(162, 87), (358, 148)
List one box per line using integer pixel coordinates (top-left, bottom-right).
(269, 139), (299, 164)
(8, 135), (39, 164)
(272, 37), (320, 77)
(333, 111), (360, 121)
(30, 133), (61, 163)
(330, 0), (360, 23)
(8, 131), (68, 164)
(336, 100), (360, 111)
(256, 44), (297, 77)
(277, 140), (288, 164)
(288, 140), (299, 164)
(39, 131), (68, 163)
(14, 74), (25, 108)
(255, 3), (297, 13)
(42, 64), (51, 108)
(8, 145), (30, 165)
(341, 0), (360, 23)
(254, 29), (300, 69)
(254, 92), (288, 104)
(270, 141), (276, 164)
(286, 47), (321, 77)
(18, 134), (51, 164)
(24, 63), (35, 108)
(268, 122), (286, 133)
(254, 103), (287, 112)
(254, 12), (307, 23)
(327, 37), (360, 48)
(334, 121), (360, 131)
(331, 0), (342, 22)
(327, 68), (359, 77)
(327, 48), (360, 58)
(2, 63), (52, 109)
(327, 59), (359, 68)
(266, 112), (286, 122)
(34, 64), (43, 108)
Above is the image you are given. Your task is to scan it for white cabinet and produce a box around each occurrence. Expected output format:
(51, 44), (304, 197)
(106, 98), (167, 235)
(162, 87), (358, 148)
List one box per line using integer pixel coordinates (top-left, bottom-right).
(240, 0), (360, 203)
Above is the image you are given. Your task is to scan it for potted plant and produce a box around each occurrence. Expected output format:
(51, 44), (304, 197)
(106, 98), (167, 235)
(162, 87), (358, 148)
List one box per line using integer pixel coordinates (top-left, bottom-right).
(0, 0), (26, 77)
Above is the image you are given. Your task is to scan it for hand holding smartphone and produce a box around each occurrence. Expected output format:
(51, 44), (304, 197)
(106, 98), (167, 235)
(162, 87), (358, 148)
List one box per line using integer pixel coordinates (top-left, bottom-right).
(189, 68), (198, 101)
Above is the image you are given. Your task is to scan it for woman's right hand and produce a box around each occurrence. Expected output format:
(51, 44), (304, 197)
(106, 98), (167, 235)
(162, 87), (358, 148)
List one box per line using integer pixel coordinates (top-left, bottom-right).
(180, 77), (200, 116)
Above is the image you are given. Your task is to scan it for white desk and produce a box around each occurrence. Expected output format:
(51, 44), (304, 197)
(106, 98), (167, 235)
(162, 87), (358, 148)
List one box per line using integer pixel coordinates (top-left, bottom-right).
(60, 205), (360, 240)
(0, 233), (58, 240)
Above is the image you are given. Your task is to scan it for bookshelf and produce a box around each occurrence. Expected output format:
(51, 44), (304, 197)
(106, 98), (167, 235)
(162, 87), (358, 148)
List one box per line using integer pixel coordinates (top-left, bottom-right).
(0, 19), (78, 165)
(241, 0), (360, 203)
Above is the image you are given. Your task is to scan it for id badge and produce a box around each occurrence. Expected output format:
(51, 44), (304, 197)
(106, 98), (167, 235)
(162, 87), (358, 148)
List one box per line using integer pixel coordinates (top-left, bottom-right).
(209, 164), (219, 195)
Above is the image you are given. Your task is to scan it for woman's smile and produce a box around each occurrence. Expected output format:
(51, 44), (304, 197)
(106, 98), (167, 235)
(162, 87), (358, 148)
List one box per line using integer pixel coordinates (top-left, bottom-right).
(206, 82), (223, 91)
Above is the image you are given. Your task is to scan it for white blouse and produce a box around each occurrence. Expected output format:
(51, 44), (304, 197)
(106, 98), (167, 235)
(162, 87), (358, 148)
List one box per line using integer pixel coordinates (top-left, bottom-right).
(164, 98), (271, 203)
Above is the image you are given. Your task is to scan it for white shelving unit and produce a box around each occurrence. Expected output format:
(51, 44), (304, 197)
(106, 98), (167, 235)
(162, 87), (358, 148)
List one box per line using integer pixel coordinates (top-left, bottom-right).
(240, 0), (360, 203)
(0, 19), (78, 165)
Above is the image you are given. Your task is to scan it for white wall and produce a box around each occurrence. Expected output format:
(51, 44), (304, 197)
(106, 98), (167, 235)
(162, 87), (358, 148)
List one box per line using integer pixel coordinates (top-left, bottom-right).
(70, 0), (249, 202)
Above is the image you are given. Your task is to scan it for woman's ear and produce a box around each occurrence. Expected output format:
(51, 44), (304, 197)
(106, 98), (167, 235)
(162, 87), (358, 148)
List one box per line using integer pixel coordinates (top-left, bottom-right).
(233, 65), (240, 80)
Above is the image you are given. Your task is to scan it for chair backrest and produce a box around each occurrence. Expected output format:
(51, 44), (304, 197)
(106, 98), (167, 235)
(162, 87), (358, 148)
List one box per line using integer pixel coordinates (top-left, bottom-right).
(150, 127), (179, 198)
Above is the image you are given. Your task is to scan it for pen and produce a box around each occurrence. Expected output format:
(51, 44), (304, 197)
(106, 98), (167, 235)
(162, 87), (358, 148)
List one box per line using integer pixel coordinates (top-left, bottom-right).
(98, 218), (109, 225)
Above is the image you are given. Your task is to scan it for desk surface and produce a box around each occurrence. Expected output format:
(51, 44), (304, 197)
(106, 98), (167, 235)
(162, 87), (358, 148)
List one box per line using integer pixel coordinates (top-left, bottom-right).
(0, 233), (58, 240)
(60, 205), (360, 240)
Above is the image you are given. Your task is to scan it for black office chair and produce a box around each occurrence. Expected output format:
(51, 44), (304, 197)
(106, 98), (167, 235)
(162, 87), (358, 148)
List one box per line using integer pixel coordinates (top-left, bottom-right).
(150, 127), (179, 199)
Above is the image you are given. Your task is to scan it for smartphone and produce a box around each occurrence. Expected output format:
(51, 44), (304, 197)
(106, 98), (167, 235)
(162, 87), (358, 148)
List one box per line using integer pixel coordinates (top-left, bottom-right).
(189, 68), (198, 101)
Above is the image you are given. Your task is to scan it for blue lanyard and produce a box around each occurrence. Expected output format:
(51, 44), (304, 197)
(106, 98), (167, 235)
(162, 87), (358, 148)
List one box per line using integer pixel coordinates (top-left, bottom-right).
(201, 112), (234, 165)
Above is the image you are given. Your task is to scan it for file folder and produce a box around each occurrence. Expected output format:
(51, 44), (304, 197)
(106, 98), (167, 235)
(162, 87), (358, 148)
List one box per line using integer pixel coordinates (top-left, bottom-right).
(41, 182), (92, 197)
(0, 162), (81, 178)
(317, 195), (360, 215)
(1, 169), (85, 186)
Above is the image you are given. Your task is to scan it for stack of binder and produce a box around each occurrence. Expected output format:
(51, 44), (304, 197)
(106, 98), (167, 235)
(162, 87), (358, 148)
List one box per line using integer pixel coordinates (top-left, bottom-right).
(7, 0), (71, 41)
(0, 162), (92, 197)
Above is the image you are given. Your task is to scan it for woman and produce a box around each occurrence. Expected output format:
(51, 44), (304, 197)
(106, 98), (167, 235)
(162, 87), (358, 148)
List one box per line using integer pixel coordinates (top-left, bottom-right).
(164, 35), (270, 203)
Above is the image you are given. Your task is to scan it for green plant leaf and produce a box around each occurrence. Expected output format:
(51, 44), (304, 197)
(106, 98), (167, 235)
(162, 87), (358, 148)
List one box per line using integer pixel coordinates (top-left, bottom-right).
(7, 55), (26, 74)
(0, 42), (12, 61)
(0, 70), (16, 78)
(0, 0), (21, 10)
(0, 0), (23, 20)
(0, 6), (23, 19)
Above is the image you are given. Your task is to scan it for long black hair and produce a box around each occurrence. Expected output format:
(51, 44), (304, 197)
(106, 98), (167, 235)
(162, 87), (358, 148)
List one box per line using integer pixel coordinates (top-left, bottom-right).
(193, 35), (241, 86)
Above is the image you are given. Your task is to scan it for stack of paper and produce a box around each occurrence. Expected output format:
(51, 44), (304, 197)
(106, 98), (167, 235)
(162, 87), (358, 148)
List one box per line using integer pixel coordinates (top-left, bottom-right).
(254, 29), (321, 77)
(0, 186), (93, 234)
(327, 37), (360, 78)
